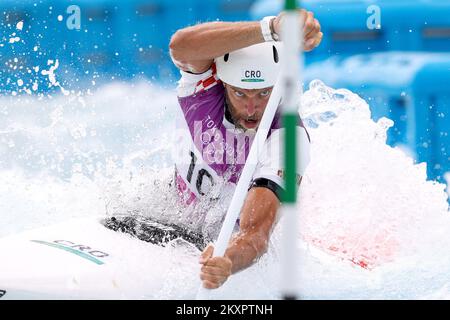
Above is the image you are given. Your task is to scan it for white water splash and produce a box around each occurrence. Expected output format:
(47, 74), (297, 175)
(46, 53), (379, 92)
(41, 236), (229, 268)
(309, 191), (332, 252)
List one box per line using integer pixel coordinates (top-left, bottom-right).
(299, 80), (449, 268)
(2, 20), (71, 97)
(0, 170), (105, 237)
(9, 36), (21, 44)
(16, 21), (24, 31)
(290, 80), (450, 299)
(41, 60), (70, 96)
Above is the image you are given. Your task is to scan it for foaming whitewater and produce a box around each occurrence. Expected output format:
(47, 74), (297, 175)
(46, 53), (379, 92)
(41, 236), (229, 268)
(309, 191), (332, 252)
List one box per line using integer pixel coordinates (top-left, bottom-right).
(0, 80), (178, 236)
(290, 80), (450, 299)
(0, 79), (449, 299)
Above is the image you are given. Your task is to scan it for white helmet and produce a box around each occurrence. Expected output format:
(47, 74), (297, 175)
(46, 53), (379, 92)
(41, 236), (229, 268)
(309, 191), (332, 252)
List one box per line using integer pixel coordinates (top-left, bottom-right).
(215, 42), (283, 90)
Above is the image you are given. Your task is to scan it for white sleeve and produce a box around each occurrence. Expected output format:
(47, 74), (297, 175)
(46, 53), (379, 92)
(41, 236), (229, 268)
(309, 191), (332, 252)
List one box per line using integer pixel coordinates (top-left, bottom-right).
(176, 68), (216, 98)
(252, 127), (311, 187)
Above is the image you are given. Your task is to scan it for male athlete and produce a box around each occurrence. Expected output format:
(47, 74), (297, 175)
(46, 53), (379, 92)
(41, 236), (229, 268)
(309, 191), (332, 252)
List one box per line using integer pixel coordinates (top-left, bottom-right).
(169, 10), (322, 289)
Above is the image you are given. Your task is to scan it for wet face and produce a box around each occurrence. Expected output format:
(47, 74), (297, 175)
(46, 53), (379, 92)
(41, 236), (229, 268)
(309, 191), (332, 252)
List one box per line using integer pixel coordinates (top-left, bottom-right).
(224, 83), (273, 131)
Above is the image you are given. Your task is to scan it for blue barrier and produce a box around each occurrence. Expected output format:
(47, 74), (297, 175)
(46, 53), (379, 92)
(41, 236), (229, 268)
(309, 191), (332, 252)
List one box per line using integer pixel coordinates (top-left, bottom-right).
(304, 52), (414, 146)
(5, 0), (448, 92)
(32, 1), (83, 90)
(416, 2), (450, 52)
(119, 0), (167, 79)
(58, 0), (120, 80)
(117, 0), (256, 81)
(412, 60), (450, 182)
(114, 0), (257, 82)
(200, 0), (255, 22)
(118, 0), (198, 82)
(1, 0), (262, 93)
(251, 0), (450, 63)
(304, 52), (450, 183)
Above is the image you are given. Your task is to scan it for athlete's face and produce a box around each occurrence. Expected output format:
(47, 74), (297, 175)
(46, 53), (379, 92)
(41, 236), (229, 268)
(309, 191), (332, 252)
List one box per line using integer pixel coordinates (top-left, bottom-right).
(224, 83), (273, 131)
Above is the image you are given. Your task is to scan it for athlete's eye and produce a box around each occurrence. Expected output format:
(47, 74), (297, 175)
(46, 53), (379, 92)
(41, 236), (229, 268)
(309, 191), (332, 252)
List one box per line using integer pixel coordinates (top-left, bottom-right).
(234, 90), (245, 97)
(260, 90), (270, 97)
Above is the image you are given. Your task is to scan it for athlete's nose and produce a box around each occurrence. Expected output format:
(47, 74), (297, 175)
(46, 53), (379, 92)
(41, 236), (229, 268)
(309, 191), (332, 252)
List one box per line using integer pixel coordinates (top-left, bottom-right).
(246, 98), (257, 117)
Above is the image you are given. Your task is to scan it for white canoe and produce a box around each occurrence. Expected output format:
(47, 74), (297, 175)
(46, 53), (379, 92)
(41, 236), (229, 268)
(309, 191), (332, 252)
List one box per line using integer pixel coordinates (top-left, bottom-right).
(0, 217), (203, 300)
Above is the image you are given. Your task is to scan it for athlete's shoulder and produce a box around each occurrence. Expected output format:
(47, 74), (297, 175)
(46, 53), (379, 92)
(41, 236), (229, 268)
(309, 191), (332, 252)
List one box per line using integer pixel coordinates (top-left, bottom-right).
(177, 63), (222, 98)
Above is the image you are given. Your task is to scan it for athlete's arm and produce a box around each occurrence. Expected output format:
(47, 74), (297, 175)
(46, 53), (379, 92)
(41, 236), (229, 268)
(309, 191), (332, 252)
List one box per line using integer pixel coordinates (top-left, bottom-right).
(199, 125), (310, 289)
(226, 187), (280, 272)
(169, 10), (322, 74)
(170, 21), (263, 74)
(199, 187), (280, 289)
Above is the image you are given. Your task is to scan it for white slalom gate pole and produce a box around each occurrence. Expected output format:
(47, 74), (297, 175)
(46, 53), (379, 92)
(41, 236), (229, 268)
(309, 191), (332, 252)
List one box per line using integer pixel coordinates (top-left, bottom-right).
(281, 0), (303, 300)
(196, 74), (283, 300)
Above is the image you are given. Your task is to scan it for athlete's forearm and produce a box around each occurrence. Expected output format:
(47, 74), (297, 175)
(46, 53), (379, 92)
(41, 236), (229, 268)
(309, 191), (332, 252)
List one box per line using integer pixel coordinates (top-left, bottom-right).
(225, 231), (268, 274)
(170, 21), (264, 63)
(224, 188), (279, 274)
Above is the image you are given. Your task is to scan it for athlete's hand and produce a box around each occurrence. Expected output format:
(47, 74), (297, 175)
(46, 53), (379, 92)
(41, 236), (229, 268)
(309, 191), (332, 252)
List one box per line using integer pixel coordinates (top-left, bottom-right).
(199, 244), (232, 289)
(272, 9), (323, 52)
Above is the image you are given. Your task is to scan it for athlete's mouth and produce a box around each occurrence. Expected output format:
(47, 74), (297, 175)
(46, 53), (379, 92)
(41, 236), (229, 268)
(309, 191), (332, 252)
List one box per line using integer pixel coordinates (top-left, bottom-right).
(242, 118), (259, 129)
